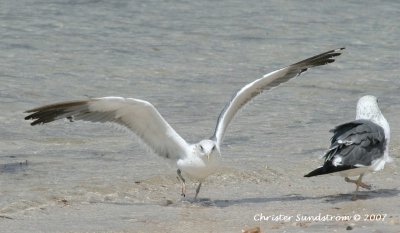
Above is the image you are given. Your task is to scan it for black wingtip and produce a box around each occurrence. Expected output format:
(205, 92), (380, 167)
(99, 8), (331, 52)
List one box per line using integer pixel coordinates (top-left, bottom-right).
(24, 110), (55, 126)
(304, 167), (325, 177)
(30, 120), (42, 126)
(305, 163), (356, 177)
(330, 47), (346, 53)
(24, 113), (35, 123)
(290, 47), (345, 70)
(25, 114), (42, 126)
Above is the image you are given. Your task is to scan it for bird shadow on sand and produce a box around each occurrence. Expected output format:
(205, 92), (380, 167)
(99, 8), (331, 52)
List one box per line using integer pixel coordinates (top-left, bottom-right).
(322, 188), (400, 204)
(39, 189), (399, 209)
(0, 160), (29, 173)
(179, 194), (317, 208)
(189, 188), (400, 208)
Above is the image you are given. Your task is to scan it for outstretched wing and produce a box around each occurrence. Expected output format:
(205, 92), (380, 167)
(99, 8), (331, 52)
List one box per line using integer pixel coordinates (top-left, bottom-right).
(25, 97), (190, 160)
(212, 48), (345, 146)
(304, 120), (386, 177)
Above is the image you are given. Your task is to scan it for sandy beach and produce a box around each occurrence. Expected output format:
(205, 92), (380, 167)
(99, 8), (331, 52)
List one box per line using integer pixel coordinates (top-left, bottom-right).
(1, 158), (399, 232)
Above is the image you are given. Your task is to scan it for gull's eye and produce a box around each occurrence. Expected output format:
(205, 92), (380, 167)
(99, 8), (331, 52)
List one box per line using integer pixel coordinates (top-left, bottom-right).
(199, 145), (204, 152)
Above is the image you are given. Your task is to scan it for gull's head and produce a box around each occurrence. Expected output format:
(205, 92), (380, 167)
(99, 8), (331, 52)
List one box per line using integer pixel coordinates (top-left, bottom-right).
(196, 139), (219, 161)
(356, 95), (381, 121)
(356, 95), (391, 160)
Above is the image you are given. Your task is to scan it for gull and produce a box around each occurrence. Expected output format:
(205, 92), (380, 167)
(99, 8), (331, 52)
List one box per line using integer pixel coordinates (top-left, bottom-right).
(305, 95), (391, 201)
(25, 48), (344, 200)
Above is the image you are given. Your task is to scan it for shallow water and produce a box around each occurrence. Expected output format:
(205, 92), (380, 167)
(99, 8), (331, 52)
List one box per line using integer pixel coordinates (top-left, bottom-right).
(1, 0), (399, 232)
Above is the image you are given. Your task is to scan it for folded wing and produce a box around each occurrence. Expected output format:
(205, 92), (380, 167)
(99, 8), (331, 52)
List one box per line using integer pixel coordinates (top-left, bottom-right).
(304, 120), (386, 177)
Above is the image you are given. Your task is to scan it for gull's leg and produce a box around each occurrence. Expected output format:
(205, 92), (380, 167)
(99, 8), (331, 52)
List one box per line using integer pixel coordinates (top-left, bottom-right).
(352, 175), (361, 201)
(345, 175), (370, 201)
(176, 169), (186, 197)
(344, 176), (372, 189)
(194, 182), (202, 200)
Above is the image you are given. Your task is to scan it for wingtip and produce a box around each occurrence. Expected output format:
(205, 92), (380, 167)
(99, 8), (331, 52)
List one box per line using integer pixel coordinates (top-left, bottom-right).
(331, 47), (345, 53)
(30, 121), (42, 126)
(323, 47), (345, 58)
(330, 48), (345, 57)
(304, 168), (322, 177)
(24, 114), (39, 126)
(334, 47), (345, 54)
(330, 47), (345, 56)
(24, 112), (35, 121)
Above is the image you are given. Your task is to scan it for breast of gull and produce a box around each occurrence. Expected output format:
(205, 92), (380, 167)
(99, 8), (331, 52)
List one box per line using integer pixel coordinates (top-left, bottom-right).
(305, 95), (391, 200)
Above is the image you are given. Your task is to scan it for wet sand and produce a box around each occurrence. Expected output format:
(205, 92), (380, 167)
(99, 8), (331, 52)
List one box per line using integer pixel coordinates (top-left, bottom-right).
(1, 152), (399, 232)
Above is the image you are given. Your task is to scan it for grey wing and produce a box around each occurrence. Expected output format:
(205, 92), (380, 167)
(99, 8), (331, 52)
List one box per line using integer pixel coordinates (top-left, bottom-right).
(212, 48), (345, 146)
(324, 120), (386, 167)
(305, 120), (386, 177)
(25, 97), (191, 160)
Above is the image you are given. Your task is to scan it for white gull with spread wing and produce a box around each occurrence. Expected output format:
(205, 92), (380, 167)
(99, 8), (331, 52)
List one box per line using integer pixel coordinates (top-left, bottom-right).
(25, 48), (344, 199)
